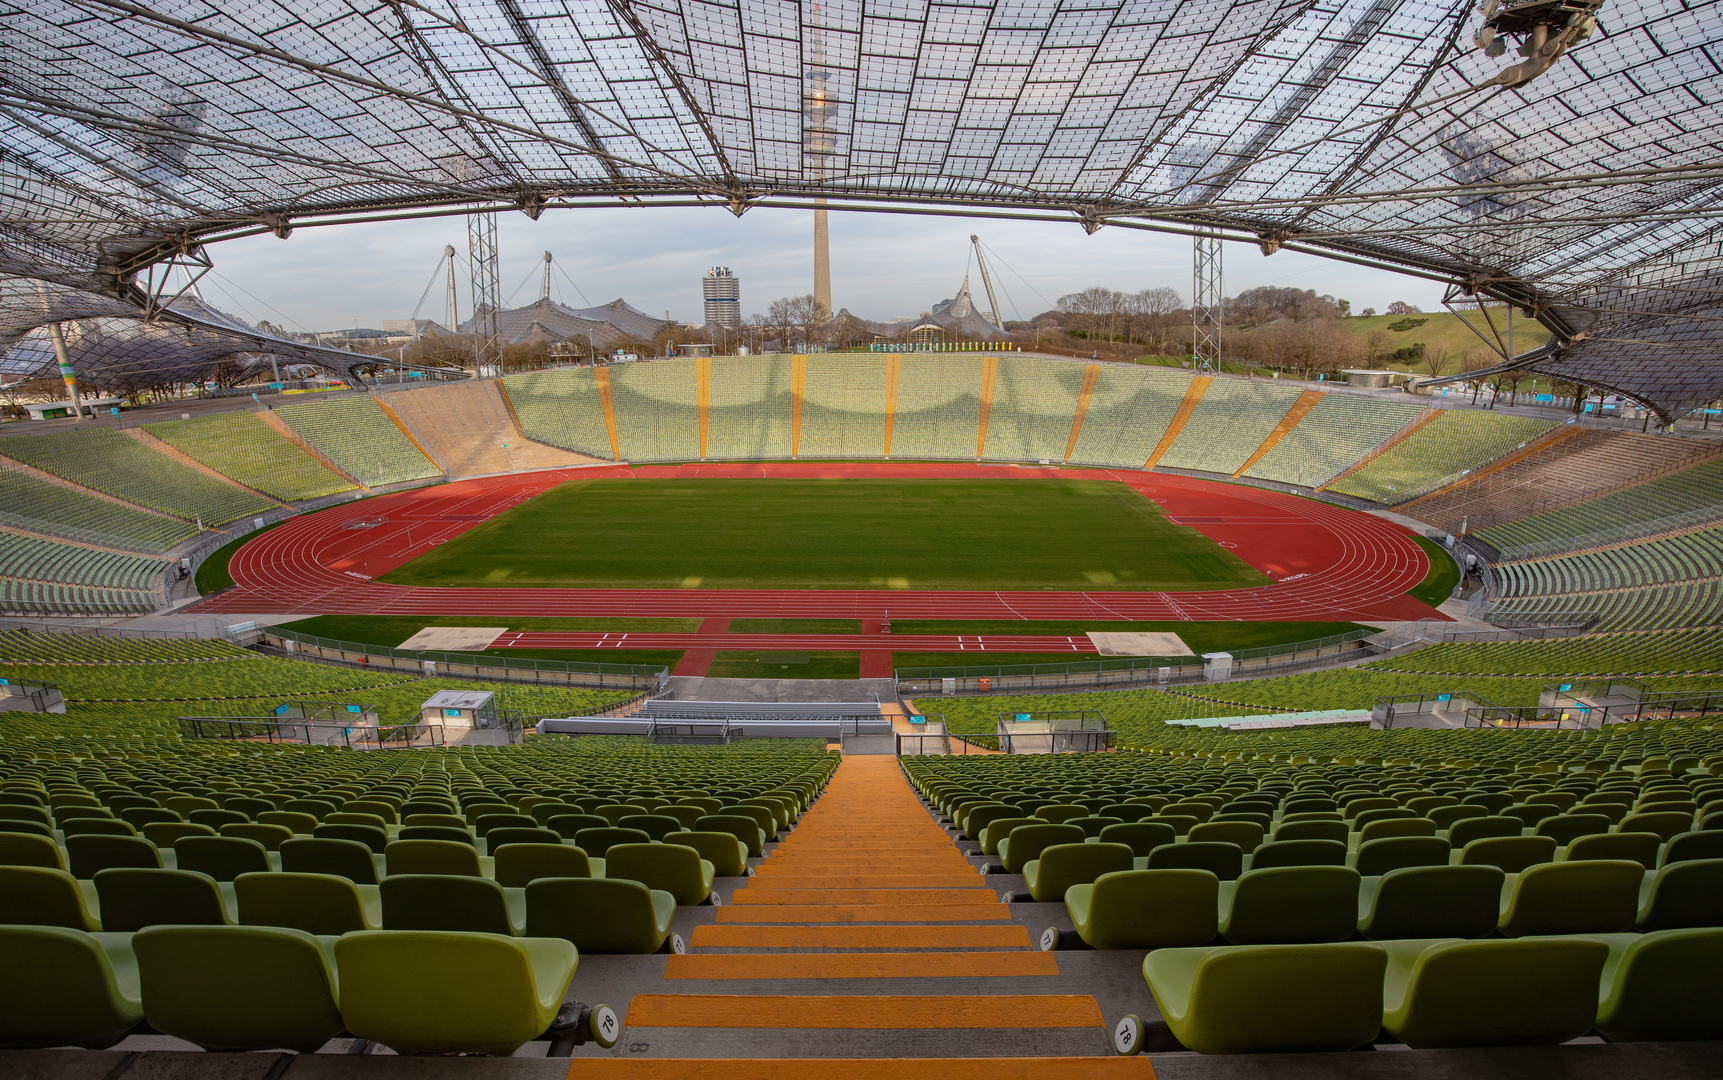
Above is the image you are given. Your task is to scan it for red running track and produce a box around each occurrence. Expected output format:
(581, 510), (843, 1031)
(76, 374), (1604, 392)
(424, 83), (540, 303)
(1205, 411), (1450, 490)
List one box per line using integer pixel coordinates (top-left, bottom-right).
(190, 462), (1448, 624)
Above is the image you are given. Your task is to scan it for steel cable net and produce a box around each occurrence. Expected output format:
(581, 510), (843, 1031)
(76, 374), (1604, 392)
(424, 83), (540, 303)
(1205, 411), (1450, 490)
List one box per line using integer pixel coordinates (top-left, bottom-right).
(0, 0), (1719, 410)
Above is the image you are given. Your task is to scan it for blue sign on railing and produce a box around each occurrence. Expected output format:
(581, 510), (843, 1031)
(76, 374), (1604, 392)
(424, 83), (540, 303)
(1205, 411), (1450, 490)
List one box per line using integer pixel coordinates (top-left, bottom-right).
(1559, 683), (1573, 691)
(0, 678), (8, 686)
(346, 704), (362, 713)
(1437, 694), (1450, 702)
(1016, 713), (1032, 722)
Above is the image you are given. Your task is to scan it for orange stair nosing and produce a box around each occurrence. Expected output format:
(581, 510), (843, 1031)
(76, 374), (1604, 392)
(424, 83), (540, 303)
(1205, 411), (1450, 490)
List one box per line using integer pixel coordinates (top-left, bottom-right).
(714, 903), (1010, 924)
(625, 994), (1099, 1029)
(665, 951), (1058, 980)
(561, 1059), (1158, 1079)
(689, 924), (1031, 949)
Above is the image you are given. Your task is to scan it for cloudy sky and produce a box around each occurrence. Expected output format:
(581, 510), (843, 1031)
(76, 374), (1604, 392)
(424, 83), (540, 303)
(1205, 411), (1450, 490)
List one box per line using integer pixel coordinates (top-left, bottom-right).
(199, 205), (1449, 333)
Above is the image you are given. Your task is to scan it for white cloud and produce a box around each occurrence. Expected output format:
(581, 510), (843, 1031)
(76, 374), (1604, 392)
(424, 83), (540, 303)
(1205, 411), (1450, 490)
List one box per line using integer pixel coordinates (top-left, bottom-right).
(200, 205), (1450, 332)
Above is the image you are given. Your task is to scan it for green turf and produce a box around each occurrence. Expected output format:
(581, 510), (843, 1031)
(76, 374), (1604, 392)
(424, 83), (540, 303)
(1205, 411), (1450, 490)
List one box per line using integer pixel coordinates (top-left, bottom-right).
(380, 478), (1268, 591)
(196, 521), (286, 595)
(1407, 537), (1462, 607)
(728, 619), (864, 634)
(704, 651), (861, 679)
(275, 614), (701, 645)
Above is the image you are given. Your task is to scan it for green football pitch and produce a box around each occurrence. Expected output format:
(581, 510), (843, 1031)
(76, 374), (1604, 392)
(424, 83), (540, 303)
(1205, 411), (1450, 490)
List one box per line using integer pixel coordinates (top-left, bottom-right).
(380, 477), (1268, 591)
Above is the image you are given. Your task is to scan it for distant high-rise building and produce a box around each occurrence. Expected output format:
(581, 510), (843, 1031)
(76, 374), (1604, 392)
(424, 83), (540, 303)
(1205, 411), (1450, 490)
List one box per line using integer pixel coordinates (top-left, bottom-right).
(703, 267), (740, 327)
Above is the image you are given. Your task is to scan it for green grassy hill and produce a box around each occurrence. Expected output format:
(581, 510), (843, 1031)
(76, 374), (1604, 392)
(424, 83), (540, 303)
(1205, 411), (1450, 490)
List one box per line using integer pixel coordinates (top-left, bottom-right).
(1223, 309), (1552, 374)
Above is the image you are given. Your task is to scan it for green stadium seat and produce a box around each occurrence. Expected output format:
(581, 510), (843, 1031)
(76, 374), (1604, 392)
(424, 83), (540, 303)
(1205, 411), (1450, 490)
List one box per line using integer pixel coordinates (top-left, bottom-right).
(1142, 943), (1387, 1054)
(1219, 866), (1360, 945)
(1357, 865), (1503, 940)
(0, 831), (67, 870)
(1095, 821), (1174, 856)
(1496, 859), (1643, 936)
(1618, 811), (1693, 842)
(694, 815), (764, 857)
(282, 837), (382, 884)
(1063, 869), (1218, 950)
(61, 818), (136, 838)
(334, 930), (577, 1055)
(573, 827), (654, 859)
(133, 925), (344, 1052)
(1593, 928), (1723, 1041)
(0, 926), (143, 1049)
(997, 823), (1085, 874)
(1662, 830), (1723, 865)
(175, 835), (273, 880)
(525, 877), (676, 954)
(386, 838), (487, 877)
(235, 871), (380, 934)
(1021, 842), (1133, 902)
(978, 817), (1041, 855)
(313, 823), (389, 852)
(493, 843), (601, 887)
(618, 815), (683, 842)
(603, 843), (713, 905)
(1034, 804), (1091, 825)
(664, 830), (748, 877)
(1634, 858), (1723, 931)
(1458, 835), (1557, 873)
(1379, 937), (1608, 1048)
(1067, 815), (1124, 839)
(1273, 819), (1349, 844)
(1354, 836), (1450, 876)
(94, 868), (234, 931)
(380, 874), (524, 935)
(1249, 839), (1347, 870)
(1188, 820), (1263, 852)
(1444, 815), (1522, 848)
(400, 824), (478, 847)
(1563, 832), (1660, 869)
(67, 834), (162, 878)
(1535, 813), (1613, 846)
(0, 819), (54, 840)
(0, 865), (102, 930)
(1147, 841), (1243, 881)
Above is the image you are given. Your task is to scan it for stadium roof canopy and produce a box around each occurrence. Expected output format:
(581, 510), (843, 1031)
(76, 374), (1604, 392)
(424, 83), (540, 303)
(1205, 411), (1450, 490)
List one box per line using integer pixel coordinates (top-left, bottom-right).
(1, 0), (1720, 415)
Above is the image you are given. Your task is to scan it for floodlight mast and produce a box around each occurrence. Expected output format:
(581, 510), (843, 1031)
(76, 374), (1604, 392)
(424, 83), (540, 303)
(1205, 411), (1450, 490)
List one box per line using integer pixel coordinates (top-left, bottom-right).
(1192, 235), (1223, 372)
(468, 214), (502, 375)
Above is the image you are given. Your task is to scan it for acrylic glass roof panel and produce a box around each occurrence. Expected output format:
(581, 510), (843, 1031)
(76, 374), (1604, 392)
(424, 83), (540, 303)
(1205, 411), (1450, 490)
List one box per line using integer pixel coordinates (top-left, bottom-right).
(2, 0), (1722, 410)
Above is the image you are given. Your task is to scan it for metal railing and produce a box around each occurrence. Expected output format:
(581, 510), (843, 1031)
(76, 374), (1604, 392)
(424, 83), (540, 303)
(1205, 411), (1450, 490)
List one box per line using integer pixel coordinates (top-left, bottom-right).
(0, 677), (63, 713)
(176, 716), (448, 748)
(260, 627), (669, 692)
(0, 616), (234, 642)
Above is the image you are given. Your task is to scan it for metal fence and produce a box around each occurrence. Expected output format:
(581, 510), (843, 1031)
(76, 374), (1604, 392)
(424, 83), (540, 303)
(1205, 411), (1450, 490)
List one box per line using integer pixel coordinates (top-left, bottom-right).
(896, 629), (1379, 696)
(0, 616), (233, 641)
(260, 626), (669, 693)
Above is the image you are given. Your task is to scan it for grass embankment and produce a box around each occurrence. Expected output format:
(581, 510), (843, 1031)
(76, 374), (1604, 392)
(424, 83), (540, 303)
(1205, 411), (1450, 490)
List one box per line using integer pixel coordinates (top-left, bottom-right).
(194, 521), (287, 596)
(381, 477), (1267, 591)
(1407, 537), (1463, 608)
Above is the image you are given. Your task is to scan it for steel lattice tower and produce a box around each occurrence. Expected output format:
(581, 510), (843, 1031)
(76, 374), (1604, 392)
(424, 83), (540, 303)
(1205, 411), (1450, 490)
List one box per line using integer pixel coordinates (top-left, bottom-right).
(468, 213), (502, 372)
(1192, 234), (1223, 372)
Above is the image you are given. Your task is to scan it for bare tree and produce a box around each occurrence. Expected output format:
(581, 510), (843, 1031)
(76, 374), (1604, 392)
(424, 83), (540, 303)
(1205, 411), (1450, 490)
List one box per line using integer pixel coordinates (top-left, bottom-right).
(767, 296), (800, 352)
(1421, 342), (1450, 380)
(1363, 328), (1389, 370)
(791, 294), (824, 352)
(1134, 286), (1182, 353)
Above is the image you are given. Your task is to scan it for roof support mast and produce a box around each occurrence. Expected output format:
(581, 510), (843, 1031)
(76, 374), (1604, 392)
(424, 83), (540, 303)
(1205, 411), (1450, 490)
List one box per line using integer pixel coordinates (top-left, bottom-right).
(970, 234), (1002, 329)
(444, 245), (458, 334)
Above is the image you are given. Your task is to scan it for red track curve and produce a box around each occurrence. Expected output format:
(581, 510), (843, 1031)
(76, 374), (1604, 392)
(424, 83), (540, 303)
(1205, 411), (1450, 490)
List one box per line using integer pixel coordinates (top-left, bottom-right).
(190, 462), (1447, 624)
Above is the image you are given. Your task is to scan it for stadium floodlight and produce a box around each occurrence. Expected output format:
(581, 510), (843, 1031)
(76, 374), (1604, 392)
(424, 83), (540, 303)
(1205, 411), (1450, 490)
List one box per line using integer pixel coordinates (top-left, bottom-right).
(1474, 0), (1603, 87)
